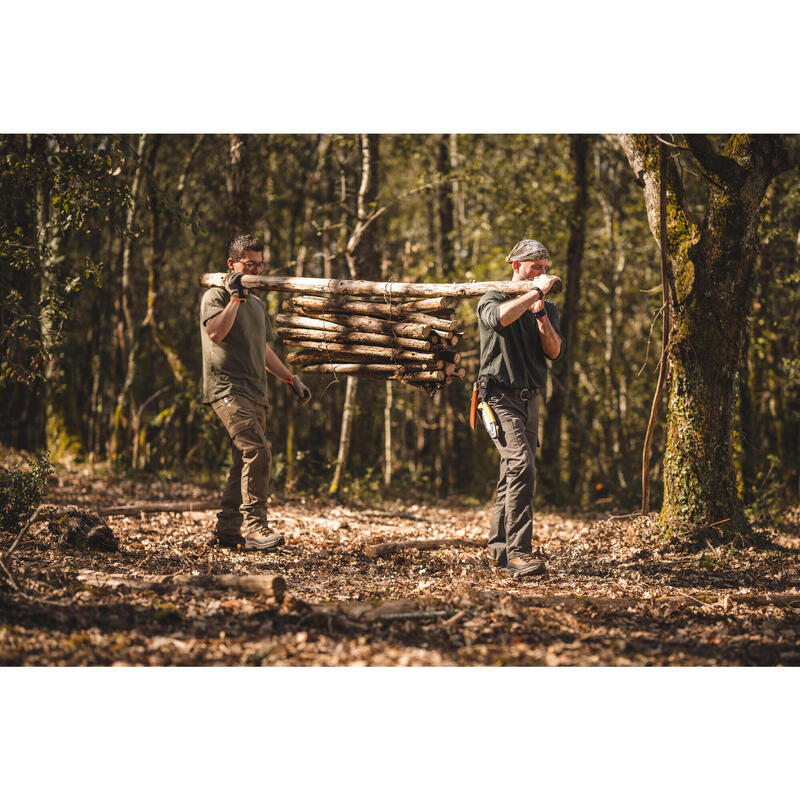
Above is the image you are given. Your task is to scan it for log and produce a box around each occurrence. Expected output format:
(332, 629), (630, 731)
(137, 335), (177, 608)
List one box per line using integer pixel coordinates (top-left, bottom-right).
(77, 570), (286, 601)
(276, 327), (432, 351)
(283, 297), (456, 329)
(285, 343), (439, 364)
(275, 313), (350, 333)
(397, 370), (445, 382)
(301, 363), (403, 376)
(289, 352), (445, 370)
(433, 329), (462, 342)
(398, 311), (459, 331)
(438, 350), (461, 364)
(99, 500), (220, 516)
(283, 296), (404, 320)
(201, 274), (563, 297)
(275, 312), (430, 340)
(395, 297), (455, 312)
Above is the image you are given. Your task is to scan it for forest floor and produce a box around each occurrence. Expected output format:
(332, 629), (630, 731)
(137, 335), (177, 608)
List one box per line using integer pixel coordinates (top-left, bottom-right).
(2, 457), (800, 666)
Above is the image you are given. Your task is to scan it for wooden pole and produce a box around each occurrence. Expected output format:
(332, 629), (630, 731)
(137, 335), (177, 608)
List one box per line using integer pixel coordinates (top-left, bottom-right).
(302, 363), (403, 376)
(276, 327), (432, 352)
(201, 273), (563, 298)
(275, 312), (430, 340)
(286, 345), (441, 364)
(395, 297), (455, 312)
(283, 297), (459, 331)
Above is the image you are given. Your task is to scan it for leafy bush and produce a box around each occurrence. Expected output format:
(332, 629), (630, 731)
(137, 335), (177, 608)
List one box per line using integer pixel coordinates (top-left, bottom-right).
(0, 452), (52, 534)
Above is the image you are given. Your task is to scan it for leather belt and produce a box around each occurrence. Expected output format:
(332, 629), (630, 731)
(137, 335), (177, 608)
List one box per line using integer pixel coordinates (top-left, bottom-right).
(486, 379), (538, 401)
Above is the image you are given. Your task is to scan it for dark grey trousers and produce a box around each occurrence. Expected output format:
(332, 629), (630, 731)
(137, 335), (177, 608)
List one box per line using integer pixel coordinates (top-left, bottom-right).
(485, 392), (540, 561)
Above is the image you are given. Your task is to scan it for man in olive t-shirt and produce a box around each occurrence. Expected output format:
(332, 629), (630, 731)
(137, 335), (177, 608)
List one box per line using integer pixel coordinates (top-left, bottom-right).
(200, 234), (311, 552)
(476, 239), (566, 578)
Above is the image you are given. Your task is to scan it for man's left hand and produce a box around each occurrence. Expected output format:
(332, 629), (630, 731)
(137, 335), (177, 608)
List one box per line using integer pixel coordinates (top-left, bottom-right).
(287, 375), (312, 405)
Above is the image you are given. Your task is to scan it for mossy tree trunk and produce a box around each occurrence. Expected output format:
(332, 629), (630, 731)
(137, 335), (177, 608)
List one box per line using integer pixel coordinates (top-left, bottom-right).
(619, 134), (792, 538)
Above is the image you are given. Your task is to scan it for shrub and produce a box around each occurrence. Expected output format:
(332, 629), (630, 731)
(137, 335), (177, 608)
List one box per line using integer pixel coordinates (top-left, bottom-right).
(0, 452), (52, 534)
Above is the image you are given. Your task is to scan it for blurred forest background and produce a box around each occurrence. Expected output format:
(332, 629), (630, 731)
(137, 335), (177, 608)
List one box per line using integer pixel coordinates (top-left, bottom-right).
(2, 133), (799, 516)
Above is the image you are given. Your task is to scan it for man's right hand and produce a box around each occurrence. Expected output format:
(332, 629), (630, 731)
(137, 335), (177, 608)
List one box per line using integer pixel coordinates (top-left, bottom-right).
(532, 274), (562, 296)
(223, 271), (247, 302)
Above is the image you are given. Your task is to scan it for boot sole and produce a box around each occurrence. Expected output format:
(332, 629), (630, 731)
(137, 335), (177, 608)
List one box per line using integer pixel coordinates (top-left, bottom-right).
(505, 563), (547, 578)
(243, 534), (285, 552)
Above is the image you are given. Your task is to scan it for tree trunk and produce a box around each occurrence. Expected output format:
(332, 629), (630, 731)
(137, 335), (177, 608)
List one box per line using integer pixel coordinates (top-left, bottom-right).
(328, 137), (383, 494)
(540, 135), (589, 502)
(329, 372), (358, 494)
(619, 134), (792, 539)
(110, 134), (148, 464)
(384, 381), (393, 487)
(229, 134), (250, 232)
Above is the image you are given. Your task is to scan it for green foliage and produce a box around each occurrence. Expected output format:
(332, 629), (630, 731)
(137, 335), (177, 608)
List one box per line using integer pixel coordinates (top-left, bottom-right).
(0, 451), (52, 533)
(0, 134), (130, 391)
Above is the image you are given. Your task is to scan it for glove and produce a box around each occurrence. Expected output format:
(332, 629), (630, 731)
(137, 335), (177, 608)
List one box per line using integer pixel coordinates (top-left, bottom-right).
(286, 375), (311, 405)
(223, 271), (247, 302)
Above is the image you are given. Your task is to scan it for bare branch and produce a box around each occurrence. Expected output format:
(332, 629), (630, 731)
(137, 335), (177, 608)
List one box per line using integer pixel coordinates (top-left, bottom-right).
(683, 135), (745, 190)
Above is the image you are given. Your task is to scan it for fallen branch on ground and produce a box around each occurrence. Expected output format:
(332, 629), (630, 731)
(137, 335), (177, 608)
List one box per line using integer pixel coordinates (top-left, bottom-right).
(77, 570), (286, 601)
(98, 500), (220, 516)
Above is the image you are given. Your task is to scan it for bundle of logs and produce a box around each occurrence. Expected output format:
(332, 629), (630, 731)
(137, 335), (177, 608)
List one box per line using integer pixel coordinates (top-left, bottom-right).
(199, 274), (562, 394)
(276, 294), (465, 392)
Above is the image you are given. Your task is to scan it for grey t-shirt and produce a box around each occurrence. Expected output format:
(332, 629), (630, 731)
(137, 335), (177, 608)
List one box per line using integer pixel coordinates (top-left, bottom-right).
(200, 288), (274, 407)
(477, 291), (566, 389)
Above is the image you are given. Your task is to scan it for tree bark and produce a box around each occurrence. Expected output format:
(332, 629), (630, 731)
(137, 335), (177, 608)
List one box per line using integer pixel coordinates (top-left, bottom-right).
(619, 134), (792, 538)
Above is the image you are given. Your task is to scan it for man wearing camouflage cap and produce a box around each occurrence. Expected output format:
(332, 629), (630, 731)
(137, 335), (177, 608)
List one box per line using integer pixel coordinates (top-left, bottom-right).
(475, 239), (566, 577)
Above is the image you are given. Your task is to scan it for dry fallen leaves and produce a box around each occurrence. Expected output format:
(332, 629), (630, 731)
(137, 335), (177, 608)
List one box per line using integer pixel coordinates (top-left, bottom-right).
(1, 461), (799, 665)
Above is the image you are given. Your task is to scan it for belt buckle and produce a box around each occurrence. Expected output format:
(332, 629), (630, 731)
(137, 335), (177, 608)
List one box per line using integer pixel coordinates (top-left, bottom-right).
(520, 388), (531, 401)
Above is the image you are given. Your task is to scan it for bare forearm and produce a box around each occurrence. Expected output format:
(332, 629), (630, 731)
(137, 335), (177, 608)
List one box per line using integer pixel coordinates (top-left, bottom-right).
(265, 344), (293, 382)
(204, 300), (240, 343)
(498, 289), (542, 326)
(537, 315), (562, 359)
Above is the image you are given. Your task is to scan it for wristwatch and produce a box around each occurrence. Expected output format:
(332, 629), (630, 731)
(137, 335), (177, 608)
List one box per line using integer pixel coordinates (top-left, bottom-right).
(533, 307), (547, 319)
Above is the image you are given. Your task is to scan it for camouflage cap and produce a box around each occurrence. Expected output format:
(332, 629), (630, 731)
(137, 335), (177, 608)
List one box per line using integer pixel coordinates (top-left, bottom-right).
(505, 239), (550, 263)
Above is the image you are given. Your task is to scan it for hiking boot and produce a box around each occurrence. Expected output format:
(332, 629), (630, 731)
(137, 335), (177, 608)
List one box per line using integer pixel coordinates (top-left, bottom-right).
(505, 553), (546, 577)
(243, 529), (285, 552)
(213, 532), (245, 549)
(483, 549), (507, 569)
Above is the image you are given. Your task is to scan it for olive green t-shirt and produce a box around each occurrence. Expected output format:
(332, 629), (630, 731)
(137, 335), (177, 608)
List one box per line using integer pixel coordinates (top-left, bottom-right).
(477, 291), (566, 389)
(200, 288), (274, 407)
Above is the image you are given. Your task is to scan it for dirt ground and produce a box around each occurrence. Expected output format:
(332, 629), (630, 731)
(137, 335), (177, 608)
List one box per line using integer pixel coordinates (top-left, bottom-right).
(1, 461), (799, 666)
